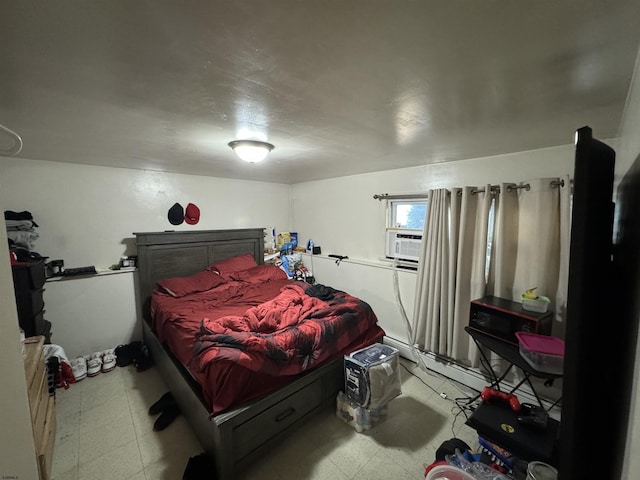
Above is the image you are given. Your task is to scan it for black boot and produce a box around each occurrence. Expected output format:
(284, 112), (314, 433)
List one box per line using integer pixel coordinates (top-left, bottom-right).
(148, 392), (176, 416)
(153, 404), (180, 431)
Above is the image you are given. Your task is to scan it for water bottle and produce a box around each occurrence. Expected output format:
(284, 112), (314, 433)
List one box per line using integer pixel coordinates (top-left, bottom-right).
(355, 407), (365, 432)
(336, 391), (347, 420)
(363, 407), (371, 430)
(370, 407), (380, 422)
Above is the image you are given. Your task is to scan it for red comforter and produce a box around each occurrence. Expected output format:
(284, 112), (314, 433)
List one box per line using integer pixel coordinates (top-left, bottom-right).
(150, 266), (385, 414)
(193, 282), (380, 375)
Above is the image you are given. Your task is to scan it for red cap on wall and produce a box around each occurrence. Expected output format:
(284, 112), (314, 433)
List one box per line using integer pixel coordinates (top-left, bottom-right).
(184, 203), (200, 225)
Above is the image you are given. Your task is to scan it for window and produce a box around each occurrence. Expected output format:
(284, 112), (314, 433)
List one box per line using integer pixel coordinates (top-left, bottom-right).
(385, 199), (428, 263)
(388, 199), (427, 230)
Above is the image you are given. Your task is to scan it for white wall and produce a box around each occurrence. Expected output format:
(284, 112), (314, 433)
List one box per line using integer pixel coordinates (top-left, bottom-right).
(290, 144), (579, 263)
(0, 159), (291, 268)
(44, 270), (139, 359)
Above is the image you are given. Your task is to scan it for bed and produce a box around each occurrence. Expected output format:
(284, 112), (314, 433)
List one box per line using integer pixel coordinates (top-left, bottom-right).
(134, 228), (385, 479)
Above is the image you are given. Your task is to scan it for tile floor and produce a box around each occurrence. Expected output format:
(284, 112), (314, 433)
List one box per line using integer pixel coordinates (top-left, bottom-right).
(51, 357), (480, 480)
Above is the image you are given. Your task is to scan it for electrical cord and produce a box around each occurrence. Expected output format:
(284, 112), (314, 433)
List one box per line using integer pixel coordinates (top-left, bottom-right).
(400, 360), (476, 439)
(393, 263), (481, 439)
(0, 122), (23, 156)
(392, 256), (433, 374)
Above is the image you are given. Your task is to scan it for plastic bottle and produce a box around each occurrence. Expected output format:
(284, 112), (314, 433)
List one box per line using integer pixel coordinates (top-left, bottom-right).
(370, 407), (380, 422)
(355, 406), (365, 432)
(363, 407), (371, 430)
(336, 391), (347, 420)
(270, 227), (276, 251)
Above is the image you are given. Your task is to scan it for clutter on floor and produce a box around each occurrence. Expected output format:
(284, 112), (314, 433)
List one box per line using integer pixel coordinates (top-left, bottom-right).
(114, 341), (153, 371)
(43, 343), (73, 389)
(424, 437), (558, 480)
(45, 341), (153, 389)
(337, 343), (402, 432)
(431, 380), (560, 480)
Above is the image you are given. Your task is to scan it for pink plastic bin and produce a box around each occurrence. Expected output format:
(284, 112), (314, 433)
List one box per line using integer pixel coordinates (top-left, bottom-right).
(515, 332), (565, 375)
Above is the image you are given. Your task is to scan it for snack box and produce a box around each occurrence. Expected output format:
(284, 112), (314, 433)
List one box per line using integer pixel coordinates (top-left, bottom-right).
(515, 331), (564, 375)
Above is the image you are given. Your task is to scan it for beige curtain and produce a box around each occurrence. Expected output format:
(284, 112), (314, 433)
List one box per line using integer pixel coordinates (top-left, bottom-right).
(412, 189), (450, 353)
(412, 177), (571, 368)
(553, 175), (572, 338)
(412, 186), (492, 363)
(488, 178), (565, 309)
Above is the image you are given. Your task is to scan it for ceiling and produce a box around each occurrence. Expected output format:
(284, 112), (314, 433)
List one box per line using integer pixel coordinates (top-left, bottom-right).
(1, 1), (639, 185)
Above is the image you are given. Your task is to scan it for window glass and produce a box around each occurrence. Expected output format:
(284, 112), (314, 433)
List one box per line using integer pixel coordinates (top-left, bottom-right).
(388, 200), (427, 230)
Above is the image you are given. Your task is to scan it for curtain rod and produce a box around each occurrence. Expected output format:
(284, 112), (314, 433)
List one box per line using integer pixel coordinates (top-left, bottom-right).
(374, 178), (567, 201)
(373, 193), (429, 201)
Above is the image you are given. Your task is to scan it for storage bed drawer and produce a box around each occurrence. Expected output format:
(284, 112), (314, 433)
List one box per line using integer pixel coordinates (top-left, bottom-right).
(233, 378), (323, 460)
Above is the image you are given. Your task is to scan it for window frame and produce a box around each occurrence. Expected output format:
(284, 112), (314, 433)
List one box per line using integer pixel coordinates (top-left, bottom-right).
(386, 199), (428, 231)
(385, 198), (428, 264)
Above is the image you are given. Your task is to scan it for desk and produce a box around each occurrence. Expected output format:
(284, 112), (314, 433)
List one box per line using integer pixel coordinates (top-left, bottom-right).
(465, 326), (562, 410)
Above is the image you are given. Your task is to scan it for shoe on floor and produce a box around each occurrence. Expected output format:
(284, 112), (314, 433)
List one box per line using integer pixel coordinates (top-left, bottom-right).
(70, 357), (87, 382)
(115, 344), (133, 367)
(148, 392), (177, 416)
(153, 404), (180, 431)
(131, 342), (153, 372)
(183, 452), (216, 480)
(101, 348), (117, 373)
(86, 353), (102, 377)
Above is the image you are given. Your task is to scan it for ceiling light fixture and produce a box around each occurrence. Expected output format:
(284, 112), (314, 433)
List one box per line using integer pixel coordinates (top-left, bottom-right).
(228, 140), (275, 163)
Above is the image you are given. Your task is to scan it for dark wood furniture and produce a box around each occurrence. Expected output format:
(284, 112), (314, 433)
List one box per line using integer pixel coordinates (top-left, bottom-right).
(12, 261), (52, 342)
(134, 229), (344, 479)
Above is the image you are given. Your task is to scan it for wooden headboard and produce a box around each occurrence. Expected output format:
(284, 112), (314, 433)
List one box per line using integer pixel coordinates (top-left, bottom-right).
(133, 228), (264, 315)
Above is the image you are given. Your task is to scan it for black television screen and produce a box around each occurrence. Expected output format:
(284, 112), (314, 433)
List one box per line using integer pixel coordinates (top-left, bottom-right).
(559, 126), (628, 479)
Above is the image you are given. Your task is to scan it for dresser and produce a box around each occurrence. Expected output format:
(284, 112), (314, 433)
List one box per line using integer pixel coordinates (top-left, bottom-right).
(24, 336), (56, 480)
(12, 261), (52, 342)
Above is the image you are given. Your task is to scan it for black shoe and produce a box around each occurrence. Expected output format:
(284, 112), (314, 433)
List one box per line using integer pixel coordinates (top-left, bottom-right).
(131, 342), (153, 372)
(153, 404), (180, 431)
(148, 392), (176, 416)
(183, 452), (216, 480)
(114, 344), (133, 367)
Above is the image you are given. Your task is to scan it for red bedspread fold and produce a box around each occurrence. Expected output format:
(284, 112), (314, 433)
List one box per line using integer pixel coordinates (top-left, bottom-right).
(193, 283), (380, 375)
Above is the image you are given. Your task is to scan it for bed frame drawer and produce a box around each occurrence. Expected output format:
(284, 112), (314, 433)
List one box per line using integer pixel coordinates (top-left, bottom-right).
(233, 378), (323, 460)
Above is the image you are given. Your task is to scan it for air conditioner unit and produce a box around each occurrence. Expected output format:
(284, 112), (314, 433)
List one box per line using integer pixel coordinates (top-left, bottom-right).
(385, 229), (423, 262)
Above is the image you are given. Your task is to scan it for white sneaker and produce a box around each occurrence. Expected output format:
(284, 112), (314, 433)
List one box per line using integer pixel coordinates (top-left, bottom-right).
(101, 349), (117, 373)
(70, 357), (87, 382)
(87, 353), (102, 377)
